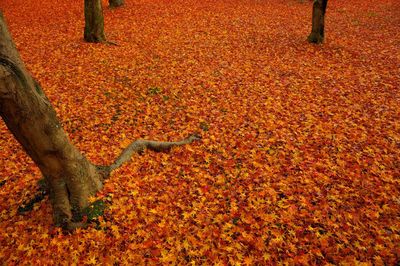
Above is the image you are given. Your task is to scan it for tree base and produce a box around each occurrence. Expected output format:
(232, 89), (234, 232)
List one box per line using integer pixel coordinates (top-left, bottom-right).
(307, 33), (324, 44)
(109, 0), (124, 8)
(84, 33), (106, 43)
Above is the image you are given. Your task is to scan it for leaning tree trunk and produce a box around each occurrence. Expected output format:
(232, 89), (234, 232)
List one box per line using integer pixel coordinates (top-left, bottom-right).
(109, 0), (124, 8)
(307, 0), (328, 44)
(84, 0), (106, 42)
(0, 13), (104, 227)
(0, 13), (199, 229)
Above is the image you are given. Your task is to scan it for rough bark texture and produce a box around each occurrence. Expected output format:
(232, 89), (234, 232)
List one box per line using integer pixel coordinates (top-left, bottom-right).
(109, 0), (124, 8)
(0, 13), (104, 228)
(0, 12), (199, 230)
(308, 0), (328, 44)
(84, 0), (106, 43)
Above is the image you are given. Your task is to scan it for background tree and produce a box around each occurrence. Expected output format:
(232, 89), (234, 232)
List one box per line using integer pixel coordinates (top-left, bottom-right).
(0, 13), (198, 230)
(109, 0), (124, 8)
(84, 0), (106, 42)
(308, 0), (328, 44)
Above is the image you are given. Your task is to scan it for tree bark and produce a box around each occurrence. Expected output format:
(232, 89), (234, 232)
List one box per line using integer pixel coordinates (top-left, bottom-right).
(307, 0), (328, 44)
(109, 0), (124, 8)
(0, 13), (104, 227)
(84, 0), (106, 43)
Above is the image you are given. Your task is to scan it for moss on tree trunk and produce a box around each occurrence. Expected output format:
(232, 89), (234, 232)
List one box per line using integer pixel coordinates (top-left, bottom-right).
(308, 0), (328, 44)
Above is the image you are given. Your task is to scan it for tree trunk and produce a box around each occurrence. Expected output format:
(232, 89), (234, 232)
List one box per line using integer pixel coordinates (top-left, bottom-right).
(0, 13), (104, 227)
(109, 0), (124, 8)
(84, 0), (106, 43)
(0, 12), (199, 230)
(307, 0), (328, 44)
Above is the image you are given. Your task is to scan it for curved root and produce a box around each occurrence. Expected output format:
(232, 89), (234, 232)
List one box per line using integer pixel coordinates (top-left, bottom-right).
(103, 133), (201, 174)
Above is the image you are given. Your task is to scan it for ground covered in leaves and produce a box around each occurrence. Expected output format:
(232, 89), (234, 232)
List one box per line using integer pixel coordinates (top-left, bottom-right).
(1, 0), (399, 264)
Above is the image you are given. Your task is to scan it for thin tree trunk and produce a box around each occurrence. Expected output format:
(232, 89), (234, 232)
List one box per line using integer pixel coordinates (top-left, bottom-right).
(84, 0), (106, 43)
(308, 0), (328, 44)
(109, 0), (124, 8)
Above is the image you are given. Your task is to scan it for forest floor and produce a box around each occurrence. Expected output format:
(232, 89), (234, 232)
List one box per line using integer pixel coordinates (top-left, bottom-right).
(0, 0), (399, 264)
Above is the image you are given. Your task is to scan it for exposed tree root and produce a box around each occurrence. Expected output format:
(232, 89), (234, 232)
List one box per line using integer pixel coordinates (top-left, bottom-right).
(104, 41), (119, 46)
(108, 133), (201, 173)
(62, 133), (201, 230)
